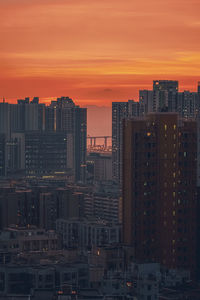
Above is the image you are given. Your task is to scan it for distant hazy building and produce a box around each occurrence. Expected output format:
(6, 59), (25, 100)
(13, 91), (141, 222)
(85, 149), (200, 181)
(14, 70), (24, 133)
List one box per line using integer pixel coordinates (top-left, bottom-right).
(112, 100), (137, 184)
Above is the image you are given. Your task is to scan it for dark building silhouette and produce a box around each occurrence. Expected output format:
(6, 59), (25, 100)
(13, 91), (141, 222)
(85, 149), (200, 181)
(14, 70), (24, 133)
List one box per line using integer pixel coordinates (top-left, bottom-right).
(123, 113), (197, 275)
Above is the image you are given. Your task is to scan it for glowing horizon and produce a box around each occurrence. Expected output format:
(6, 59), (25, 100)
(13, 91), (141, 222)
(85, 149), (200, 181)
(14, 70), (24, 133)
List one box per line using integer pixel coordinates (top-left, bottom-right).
(1, 0), (200, 106)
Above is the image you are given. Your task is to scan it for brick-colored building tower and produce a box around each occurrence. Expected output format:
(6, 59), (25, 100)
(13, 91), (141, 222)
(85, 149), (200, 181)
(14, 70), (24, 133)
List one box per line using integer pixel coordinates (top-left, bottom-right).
(123, 113), (197, 275)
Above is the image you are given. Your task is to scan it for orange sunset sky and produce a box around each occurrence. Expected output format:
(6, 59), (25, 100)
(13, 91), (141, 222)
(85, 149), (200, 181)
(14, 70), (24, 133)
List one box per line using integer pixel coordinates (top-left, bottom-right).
(1, 0), (200, 107)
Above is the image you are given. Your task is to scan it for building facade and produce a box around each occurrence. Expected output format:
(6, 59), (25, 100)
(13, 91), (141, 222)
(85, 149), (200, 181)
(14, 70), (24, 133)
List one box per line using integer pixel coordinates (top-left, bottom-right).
(123, 113), (197, 275)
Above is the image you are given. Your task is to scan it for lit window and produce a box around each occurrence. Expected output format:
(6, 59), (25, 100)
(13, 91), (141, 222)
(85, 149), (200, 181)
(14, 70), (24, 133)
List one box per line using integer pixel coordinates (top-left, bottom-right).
(164, 124), (167, 130)
(173, 125), (176, 130)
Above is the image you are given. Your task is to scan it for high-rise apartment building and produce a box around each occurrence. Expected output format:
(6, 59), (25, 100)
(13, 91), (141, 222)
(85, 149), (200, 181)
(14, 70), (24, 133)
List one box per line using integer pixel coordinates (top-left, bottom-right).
(123, 113), (197, 275)
(153, 80), (178, 112)
(45, 97), (87, 182)
(25, 131), (68, 177)
(177, 91), (200, 119)
(112, 100), (137, 184)
(0, 134), (6, 177)
(139, 90), (154, 116)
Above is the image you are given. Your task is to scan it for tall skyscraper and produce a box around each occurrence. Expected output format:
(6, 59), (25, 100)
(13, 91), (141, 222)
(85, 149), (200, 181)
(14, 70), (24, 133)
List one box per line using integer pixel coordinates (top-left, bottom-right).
(112, 100), (137, 184)
(123, 113), (197, 275)
(45, 97), (87, 182)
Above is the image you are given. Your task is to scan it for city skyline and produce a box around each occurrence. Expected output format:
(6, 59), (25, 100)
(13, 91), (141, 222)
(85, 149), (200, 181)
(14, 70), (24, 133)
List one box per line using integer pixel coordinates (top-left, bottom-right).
(1, 0), (200, 105)
(1, 1), (200, 298)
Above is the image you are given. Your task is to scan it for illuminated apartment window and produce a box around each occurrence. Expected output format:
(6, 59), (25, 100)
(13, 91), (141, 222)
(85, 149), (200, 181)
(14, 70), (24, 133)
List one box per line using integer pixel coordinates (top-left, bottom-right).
(147, 132), (151, 136)
(164, 124), (167, 130)
(173, 172), (176, 178)
(173, 192), (176, 197)
(173, 125), (176, 130)
(172, 240), (175, 244)
(173, 211), (176, 216)
(184, 152), (187, 157)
